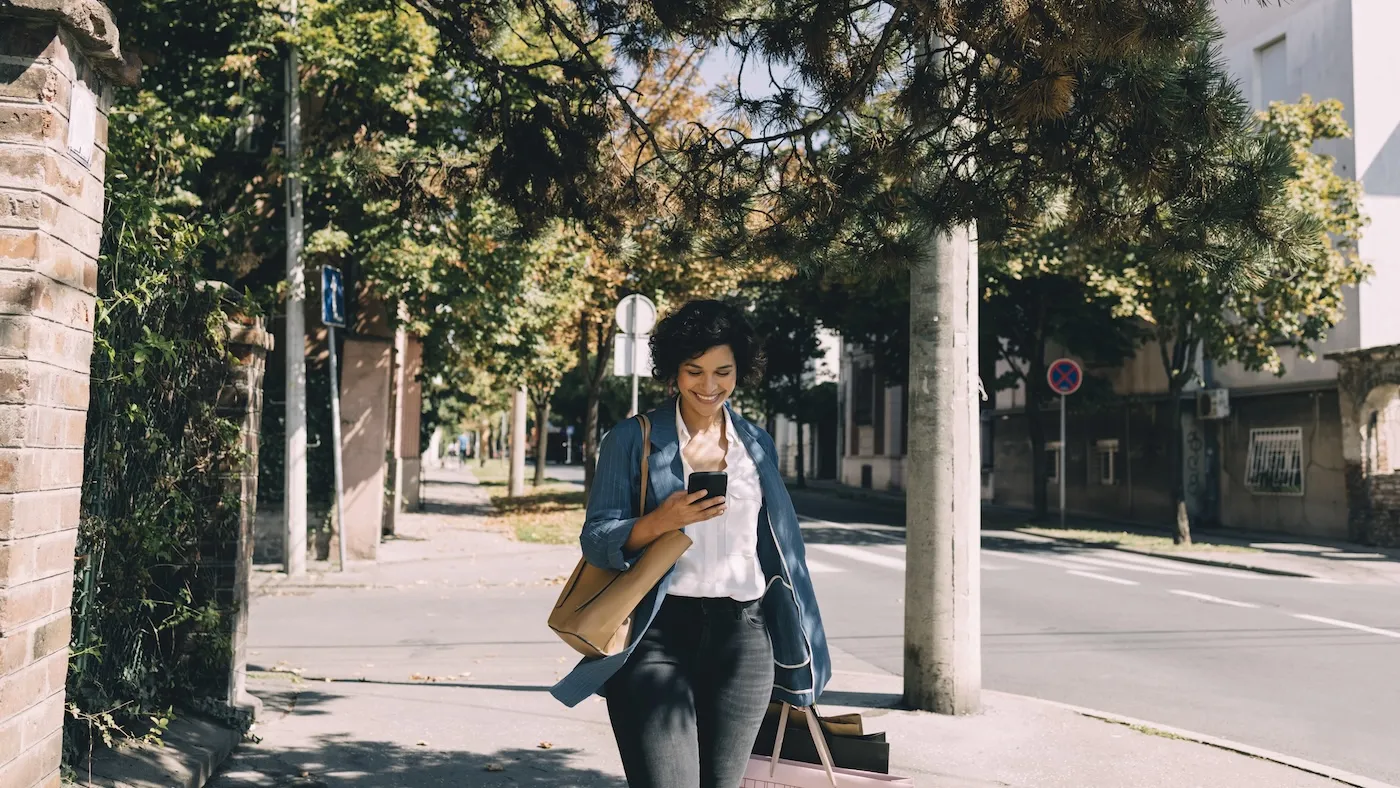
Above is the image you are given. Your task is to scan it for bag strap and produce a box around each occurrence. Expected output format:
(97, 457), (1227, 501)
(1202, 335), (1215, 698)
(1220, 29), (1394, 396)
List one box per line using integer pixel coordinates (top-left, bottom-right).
(768, 702), (838, 787)
(637, 414), (651, 517)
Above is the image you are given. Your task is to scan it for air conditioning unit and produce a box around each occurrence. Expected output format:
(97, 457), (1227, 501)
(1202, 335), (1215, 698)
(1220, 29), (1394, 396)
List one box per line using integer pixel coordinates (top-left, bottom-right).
(1197, 388), (1230, 420)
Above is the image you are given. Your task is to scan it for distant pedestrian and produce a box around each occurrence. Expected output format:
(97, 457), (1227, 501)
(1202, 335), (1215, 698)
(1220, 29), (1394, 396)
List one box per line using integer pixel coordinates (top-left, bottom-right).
(552, 300), (831, 788)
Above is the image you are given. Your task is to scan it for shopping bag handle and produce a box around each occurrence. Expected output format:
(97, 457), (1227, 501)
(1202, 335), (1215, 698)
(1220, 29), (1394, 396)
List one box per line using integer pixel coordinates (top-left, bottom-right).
(768, 702), (838, 787)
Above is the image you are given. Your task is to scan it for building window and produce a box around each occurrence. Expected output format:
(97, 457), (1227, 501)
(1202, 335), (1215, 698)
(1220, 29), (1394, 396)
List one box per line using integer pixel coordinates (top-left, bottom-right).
(1046, 440), (1062, 484)
(1245, 427), (1305, 495)
(1096, 439), (1119, 486)
(853, 364), (874, 426)
(1255, 36), (1288, 108)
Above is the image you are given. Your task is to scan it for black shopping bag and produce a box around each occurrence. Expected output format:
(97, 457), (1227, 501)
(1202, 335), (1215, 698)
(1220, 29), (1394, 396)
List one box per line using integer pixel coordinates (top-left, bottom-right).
(752, 704), (890, 774)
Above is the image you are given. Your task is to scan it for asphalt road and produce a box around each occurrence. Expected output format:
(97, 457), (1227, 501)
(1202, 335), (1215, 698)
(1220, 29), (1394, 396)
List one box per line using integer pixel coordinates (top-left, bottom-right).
(784, 487), (1400, 785)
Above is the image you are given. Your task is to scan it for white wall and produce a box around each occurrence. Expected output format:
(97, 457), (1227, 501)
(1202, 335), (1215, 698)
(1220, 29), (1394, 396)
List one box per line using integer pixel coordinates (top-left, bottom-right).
(1211, 0), (1364, 389)
(1350, 0), (1400, 349)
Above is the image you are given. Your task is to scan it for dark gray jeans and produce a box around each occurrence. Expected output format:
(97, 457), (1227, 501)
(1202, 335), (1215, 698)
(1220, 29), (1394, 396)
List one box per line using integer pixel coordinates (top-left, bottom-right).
(605, 595), (775, 788)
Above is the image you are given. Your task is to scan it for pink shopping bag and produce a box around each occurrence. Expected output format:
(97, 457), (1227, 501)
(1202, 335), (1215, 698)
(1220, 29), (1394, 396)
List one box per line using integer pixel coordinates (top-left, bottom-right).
(743, 704), (914, 788)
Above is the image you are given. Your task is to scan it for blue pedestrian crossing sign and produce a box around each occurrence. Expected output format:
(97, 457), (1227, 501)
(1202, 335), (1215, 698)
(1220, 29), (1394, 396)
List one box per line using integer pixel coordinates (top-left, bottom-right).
(321, 266), (346, 328)
(1047, 358), (1083, 396)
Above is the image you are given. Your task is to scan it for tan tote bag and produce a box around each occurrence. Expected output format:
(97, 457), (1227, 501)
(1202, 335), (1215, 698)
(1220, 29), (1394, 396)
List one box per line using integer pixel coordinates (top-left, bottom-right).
(548, 414), (692, 658)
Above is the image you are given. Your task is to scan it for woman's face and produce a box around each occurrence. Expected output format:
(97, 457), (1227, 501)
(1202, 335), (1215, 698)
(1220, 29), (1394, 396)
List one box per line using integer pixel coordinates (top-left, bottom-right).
(677, 344), (737, 419)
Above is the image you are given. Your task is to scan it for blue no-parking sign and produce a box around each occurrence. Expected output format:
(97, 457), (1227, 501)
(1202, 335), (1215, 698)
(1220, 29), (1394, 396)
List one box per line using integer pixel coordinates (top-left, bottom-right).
(1047, 358), (1083, 396)
(321, 266), (346, 328)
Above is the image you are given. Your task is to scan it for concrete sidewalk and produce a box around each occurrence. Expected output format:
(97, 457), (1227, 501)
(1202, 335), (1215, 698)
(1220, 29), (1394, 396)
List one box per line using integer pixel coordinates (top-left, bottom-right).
(208, 467), (1391, 788)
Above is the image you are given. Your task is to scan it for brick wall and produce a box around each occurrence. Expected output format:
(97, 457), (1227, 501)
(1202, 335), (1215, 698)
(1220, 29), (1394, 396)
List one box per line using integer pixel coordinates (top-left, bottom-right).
(0, 9), (130, 786)
(1362, 473), (1400, 547)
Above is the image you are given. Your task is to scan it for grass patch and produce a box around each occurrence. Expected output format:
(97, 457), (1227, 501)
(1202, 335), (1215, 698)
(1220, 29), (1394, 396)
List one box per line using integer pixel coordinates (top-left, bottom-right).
(1128, 723), (1189, 741)
(488, 483), (587, 544)
(1020, 527), (1260, 554)
(472, 458), (511, 485)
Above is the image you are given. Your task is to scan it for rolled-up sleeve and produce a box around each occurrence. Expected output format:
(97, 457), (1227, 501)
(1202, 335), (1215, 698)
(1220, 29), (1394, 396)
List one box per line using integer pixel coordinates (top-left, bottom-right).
(580, 418), (647, 571)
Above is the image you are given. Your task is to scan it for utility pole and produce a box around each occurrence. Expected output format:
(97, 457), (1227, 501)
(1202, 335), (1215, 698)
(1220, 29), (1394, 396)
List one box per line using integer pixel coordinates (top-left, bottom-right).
(282, 0), (307, 577)
(905, 223), (982, 715)
(509, 386), (527, 497)
(903, 35), (981, 716)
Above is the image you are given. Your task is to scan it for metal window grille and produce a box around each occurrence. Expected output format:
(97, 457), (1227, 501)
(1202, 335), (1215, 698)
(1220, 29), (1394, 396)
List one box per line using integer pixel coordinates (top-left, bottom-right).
(1245, 427), (1304, 495)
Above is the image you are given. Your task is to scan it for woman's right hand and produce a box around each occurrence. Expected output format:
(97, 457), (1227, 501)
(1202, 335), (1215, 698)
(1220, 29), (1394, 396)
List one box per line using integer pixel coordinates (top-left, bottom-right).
(625, 491), (726, 553)
(654, 490), (727, 533)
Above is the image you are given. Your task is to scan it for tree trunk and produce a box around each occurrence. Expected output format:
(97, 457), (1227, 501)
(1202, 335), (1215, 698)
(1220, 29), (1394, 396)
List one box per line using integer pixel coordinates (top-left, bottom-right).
(904, 218), (982, 715)
(1025, 346), (1050, 520)
(796, 422), (807, 488)
(533, 397), (551, 487)
(579, 313), (617, 503)
(1170, 384), (1192, 545)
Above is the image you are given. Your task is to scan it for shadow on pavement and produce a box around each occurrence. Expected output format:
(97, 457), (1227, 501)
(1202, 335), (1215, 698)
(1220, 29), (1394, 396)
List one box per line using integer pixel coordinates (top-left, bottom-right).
(211, 740), (621, 787)
(798, 526), (906, 546)
(419, 498), (494, 517)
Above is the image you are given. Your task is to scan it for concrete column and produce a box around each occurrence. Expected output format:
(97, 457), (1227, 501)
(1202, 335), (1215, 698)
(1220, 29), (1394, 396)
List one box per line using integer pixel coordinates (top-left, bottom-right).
(338, 336), (391, 561)
(212, 306), (273, 720)
(0, 5), (135, 786)
(396, 335), (423, 512)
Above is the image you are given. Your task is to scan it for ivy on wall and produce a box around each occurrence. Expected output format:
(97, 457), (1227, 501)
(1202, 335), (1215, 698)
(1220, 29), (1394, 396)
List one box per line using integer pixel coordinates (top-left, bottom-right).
(65, 89), (249, 765)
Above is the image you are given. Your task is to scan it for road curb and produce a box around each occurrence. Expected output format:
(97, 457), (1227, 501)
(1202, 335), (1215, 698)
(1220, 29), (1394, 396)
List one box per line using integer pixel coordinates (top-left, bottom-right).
(1020, 694), (1398, 788)
(1109, 544), (1316, 578)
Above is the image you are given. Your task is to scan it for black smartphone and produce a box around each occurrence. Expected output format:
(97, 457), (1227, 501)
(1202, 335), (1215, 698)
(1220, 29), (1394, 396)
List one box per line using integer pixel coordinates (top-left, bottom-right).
(687, 471), (728, 502)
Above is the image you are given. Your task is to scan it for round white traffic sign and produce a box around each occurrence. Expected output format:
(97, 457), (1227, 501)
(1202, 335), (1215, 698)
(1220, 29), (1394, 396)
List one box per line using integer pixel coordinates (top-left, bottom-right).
(615, 294), (657, 335)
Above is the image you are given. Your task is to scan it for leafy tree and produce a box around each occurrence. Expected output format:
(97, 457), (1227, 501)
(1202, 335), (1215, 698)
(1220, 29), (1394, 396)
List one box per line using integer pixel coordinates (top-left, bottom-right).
(1088, 96), (1368, 543)
(737, 274), (827, 486)
(981, 241), (1146, 519)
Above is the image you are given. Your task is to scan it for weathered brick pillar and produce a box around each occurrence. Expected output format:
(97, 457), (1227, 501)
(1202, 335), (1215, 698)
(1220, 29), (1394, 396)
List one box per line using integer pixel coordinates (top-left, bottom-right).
(211, 297), (273, 719)
(0, 4), (136, 786)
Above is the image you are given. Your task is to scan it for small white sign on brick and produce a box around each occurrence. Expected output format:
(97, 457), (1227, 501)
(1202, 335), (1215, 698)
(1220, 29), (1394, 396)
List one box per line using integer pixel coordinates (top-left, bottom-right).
(68, 82), (97, 167)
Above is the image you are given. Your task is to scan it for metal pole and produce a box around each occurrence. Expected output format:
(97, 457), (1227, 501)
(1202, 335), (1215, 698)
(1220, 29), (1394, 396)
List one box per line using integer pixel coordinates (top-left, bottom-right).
(282, 0), (307, 577)
(328, 325), (347, 570)
(629, 298), (640, 417)
(1060, 395), (1067, 528)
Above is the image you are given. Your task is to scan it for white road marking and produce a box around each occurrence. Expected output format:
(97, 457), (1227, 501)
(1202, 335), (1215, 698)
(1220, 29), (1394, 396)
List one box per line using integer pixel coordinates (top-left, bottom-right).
(798, 517), (905, 542)
(804, 559), (843, 574)
(1168, 590), (1259, 609)
(984, 550), (1082, 570)
(809, 543), (906, 570)
(1066, 570), (1139, 586)
(1292, 614), (1400, 639)
(1055, 554), (1190, 576)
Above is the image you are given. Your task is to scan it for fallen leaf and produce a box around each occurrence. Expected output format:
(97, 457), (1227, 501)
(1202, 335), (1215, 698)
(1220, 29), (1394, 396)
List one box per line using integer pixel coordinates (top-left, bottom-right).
(538, 741), (554, 750)
(416, 740), (429, 747)
(485, 763), (505, 772)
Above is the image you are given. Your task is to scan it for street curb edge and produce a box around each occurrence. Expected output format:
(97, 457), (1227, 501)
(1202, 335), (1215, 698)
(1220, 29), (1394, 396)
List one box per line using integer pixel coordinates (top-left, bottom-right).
(1016, 694), (1397, 788)
(1109, 545), (1316, 578)
(1018, 530), (1318, 578)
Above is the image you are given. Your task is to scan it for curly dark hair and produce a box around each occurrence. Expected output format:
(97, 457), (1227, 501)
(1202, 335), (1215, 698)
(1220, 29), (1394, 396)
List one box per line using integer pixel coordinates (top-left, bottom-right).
(649, 300), (765, 386)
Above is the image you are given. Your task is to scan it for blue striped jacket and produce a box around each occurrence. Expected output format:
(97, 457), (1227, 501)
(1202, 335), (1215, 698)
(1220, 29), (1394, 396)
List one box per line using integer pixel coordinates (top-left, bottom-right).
(549, 398), (832, 708)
